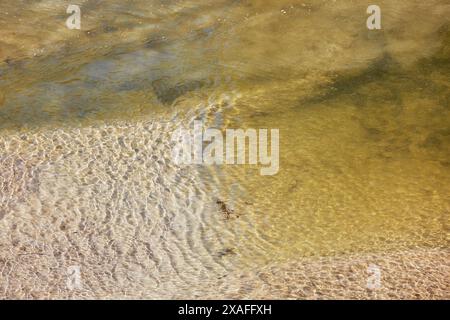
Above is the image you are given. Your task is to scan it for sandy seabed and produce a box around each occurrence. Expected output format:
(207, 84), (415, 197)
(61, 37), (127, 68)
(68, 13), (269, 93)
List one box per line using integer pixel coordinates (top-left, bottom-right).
(0, 117), (448, 300)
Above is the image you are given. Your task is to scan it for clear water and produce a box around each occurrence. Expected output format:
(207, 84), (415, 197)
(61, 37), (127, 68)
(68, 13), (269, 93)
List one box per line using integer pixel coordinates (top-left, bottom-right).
(0, 0), (449, 299)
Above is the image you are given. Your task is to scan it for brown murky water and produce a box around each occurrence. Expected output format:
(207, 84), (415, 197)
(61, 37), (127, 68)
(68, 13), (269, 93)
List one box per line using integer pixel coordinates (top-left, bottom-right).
(0, 0), (449, 299)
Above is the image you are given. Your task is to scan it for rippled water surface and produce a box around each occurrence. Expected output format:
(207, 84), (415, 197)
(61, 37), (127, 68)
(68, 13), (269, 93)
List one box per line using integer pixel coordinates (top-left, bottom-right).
(0, 0), (449, 299)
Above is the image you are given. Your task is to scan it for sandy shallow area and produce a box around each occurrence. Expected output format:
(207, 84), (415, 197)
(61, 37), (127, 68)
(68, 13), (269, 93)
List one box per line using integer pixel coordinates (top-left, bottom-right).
(1, 240), (448, 299)
(220, 248), (450, 300)
(0, 116), (448, 300)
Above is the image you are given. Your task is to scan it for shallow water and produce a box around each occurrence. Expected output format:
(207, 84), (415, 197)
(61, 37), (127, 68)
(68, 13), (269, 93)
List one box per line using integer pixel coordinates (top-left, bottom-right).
(0, 0), (449, 299)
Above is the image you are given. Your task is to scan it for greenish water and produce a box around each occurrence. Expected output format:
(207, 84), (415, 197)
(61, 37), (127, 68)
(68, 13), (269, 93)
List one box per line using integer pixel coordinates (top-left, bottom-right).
(0, 0), (449, 299)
